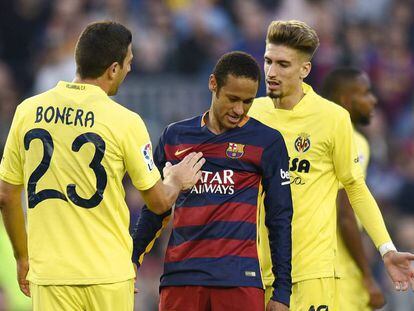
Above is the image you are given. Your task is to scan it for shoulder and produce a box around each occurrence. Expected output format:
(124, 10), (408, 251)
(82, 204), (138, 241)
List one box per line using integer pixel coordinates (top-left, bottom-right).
(163, 115), (201, 137)
(104, 98), (149, 130)
(311, 90), (350, 120)
(247, 117), (285, 146)
(250, 96), (273, 115)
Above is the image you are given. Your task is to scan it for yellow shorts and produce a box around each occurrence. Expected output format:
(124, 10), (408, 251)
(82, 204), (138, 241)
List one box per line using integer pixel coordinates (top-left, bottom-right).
(338, 277), (371, 311)
(265, 278), (338, 311)
(30, 280), (134, 311)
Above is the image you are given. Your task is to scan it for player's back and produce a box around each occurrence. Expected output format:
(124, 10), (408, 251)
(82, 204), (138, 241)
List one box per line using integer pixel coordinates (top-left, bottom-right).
(1, 81), (159, 285)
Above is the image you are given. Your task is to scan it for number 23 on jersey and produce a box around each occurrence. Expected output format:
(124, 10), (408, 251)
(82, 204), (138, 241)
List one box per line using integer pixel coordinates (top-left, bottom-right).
(24, 128), (107, 209)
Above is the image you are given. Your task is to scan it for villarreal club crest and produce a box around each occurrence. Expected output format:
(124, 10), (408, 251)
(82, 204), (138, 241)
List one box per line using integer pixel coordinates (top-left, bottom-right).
(294, 133), (311, 153)
(226, 142), (245, 159)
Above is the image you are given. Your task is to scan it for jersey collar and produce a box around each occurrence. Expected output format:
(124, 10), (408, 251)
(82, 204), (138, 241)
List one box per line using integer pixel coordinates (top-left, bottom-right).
(200, 111), (250, 128)
(56, 81), (107, 96)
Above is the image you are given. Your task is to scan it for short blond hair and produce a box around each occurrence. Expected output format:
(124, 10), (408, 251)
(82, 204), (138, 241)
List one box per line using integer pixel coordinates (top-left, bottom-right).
(266, 20), (320, 59)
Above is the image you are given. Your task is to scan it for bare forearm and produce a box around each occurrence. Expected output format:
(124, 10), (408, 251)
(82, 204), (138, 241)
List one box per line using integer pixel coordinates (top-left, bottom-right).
(161, 175), (182, 207)
(141, 178), (181, 215)
(338, 189), (371, 276)
(0, 183), (27, 260)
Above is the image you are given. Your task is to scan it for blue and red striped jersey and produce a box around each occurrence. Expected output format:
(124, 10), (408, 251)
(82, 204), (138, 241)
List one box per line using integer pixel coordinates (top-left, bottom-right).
(133, 113), (293, 305)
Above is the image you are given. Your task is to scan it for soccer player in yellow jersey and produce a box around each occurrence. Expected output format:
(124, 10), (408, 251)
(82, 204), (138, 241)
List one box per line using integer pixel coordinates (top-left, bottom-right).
(0, 21), (204, 311)
(248, 20), (414, 310)
(321, 68), (385, 310)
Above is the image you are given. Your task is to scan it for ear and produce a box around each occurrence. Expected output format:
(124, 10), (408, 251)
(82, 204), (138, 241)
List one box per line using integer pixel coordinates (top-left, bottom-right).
(340, 93), (352, 109)
(208, 74), (217, 92)
(107, 62), (119, 80)
(300, 61), (312, 80)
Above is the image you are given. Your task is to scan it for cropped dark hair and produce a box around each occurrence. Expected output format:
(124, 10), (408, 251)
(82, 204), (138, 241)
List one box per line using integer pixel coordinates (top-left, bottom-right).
(213, 51), (261, 91)
(75, 21), (132, 79)
(320, 67), (363, 103)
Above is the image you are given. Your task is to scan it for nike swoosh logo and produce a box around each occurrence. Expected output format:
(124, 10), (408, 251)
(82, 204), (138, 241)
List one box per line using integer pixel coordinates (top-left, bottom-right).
(174, 147), (192, 156)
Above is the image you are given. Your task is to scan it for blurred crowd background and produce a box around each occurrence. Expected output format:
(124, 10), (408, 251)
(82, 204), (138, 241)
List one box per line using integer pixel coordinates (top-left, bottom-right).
(0, 0), (414, 310)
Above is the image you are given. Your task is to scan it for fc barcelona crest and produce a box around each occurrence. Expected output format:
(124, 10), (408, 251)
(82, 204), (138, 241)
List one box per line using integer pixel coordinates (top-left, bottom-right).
(294, 133), (311, 153)
(226, 142), (245, 159)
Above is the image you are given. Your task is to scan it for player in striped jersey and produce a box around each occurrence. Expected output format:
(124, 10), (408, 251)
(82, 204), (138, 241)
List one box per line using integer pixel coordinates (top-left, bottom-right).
(321, 68), (385, 310)
(133, 51), (293, 311)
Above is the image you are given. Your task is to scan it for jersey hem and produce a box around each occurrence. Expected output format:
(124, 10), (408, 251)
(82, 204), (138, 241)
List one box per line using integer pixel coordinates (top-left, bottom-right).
(134, 175), (160, 191)
(292, 270), (336, 283)
(0, 171), (23, 185)
(28, 273), (135, 285)
(160, 279), (264, 289)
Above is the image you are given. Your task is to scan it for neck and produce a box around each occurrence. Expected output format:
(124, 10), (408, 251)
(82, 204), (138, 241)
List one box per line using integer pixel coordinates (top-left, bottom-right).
(272, 85), (305, 110)
(73, 75), (110, 94)
(206, 110), (226, 135)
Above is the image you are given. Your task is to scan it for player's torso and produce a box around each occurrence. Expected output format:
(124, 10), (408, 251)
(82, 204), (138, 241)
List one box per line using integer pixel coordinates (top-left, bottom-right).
(160, 117), (271, 287)
(250, 94), (341, 281)
(18, 82), (134, 284)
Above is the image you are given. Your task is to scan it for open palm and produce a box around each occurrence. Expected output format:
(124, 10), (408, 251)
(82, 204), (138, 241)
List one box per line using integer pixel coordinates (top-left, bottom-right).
(383, 251), (414, 291)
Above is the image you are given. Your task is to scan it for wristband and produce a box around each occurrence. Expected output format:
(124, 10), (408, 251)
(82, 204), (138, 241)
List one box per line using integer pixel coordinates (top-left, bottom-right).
(379, 242), (397, 257)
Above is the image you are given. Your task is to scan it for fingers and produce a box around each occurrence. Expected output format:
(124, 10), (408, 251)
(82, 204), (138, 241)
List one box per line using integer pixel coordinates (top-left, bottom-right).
(192, 157), (206, 172)
(410, 274), (414, 291)
(19, 280), (31, 297)
(193, 170), (203, 184)
(165, 162), (172, 168)
(183, 152), (203, 167)
(403, 252), (414, 261)
(134, 287), (139, 294)
(181, 152), (198, 164)
(395, 281), (401, 291)
(394, 281), (408, 291)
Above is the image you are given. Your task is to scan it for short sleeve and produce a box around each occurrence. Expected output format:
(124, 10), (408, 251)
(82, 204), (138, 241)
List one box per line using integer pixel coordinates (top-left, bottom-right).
(0, 105), (24, 185)
(121, 114), (160, 190)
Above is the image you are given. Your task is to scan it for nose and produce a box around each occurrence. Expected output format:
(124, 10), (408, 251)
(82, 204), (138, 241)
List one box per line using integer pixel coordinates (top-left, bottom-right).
(266, 63), (277, 78)
(233, 102), (244, 116)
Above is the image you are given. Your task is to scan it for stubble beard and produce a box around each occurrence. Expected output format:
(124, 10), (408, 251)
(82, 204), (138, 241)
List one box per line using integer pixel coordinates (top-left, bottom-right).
(267, 90), (282, 99)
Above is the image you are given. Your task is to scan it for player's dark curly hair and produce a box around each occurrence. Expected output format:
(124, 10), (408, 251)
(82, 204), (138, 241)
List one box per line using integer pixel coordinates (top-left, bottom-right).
(75, 21), (132, 79)
(320, 67), (363, 103)
(212, 51), (261, 92)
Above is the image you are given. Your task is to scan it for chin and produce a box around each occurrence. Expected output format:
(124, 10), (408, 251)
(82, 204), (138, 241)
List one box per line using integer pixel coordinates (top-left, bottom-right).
(267, 90), (281, 99)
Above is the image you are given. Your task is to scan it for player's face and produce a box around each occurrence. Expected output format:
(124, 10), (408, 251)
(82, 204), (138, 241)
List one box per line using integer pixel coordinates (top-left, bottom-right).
(108, 44), (133, 96)
(209, 74), (258, 131)
(350, 73), (377, 125)
(264, 43), (310, 99)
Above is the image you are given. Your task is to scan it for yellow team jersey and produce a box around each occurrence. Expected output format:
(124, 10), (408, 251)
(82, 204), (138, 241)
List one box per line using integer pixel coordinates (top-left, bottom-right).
(336, 129), (370, 278)
(0, 81), (160, 285)
(250, 83), (364, 284)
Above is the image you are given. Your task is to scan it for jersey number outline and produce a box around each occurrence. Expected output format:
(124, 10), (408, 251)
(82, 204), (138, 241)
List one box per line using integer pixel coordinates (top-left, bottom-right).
(24, 128), (107, 209)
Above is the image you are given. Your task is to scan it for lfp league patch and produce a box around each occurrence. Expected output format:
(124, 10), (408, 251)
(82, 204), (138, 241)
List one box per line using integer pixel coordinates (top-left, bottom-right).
(141, 142), (155, 171)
